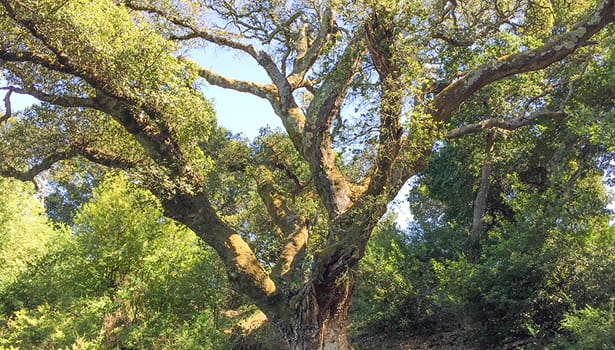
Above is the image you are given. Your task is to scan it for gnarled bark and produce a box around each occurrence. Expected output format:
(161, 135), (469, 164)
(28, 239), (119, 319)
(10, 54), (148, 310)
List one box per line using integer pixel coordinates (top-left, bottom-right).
(276, 264), (356, 350)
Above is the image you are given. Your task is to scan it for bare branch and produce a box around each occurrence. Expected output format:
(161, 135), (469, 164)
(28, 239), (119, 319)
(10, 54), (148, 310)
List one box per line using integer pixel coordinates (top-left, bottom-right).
(128, 3), (257, 54)
(122, 0), (289, 90)
(432, 0), (615, 121)
(446, 111), (566, 138)
(0, 150), (76, 182)
(196, 66), (277, 101)
(121, 1), (307, 146)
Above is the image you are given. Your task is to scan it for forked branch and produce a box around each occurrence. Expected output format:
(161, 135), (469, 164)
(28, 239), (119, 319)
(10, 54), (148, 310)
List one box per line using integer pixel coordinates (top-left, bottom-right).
(303, 32), (365, 217)
(288, 8), (335, 85)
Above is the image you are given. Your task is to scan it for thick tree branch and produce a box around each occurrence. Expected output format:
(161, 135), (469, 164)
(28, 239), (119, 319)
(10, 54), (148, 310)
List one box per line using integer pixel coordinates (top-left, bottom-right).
(304, 32), (365, 217)
(93, 96), (188, 172)
(0, 150), (76, 182)
(3, 82), (185, 173)
(197, 66), (277, 101)
(363, 11), (405, 197)
(287, 8), (335, 87)
(468, 132), (495, 262)
(364, 12), (395, 79)
(363, 96), (404, 197)
(256, 167), (302, 237)
(256, 169), (308, 282)
(446, 111), (566, 138)
(432, 0), (615, 121)
(161, 192), (280, 311)
(272, 225), (308, 283)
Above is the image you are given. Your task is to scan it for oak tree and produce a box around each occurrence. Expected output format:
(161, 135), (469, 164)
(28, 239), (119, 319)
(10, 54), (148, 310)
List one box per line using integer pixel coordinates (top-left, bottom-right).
(1, 0), (614, 348)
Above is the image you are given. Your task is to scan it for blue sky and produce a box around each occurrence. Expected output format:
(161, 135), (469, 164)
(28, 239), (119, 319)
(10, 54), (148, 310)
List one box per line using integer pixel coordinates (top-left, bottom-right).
(191, 48), (282, 139)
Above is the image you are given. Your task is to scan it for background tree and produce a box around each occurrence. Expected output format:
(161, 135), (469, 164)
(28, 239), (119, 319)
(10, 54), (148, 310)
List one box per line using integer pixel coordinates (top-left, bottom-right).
(405, 35), (615, 344)
(0, 178), (60, 316)
(0, 174), (231, 349)
(0, 0), (614, 348)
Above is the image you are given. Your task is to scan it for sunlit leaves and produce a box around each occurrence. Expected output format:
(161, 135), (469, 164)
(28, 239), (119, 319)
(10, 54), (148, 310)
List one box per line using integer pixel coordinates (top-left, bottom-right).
(0, 174), (230, 348)
(0, 179), (58, 292)
(1, 0), (218, 181)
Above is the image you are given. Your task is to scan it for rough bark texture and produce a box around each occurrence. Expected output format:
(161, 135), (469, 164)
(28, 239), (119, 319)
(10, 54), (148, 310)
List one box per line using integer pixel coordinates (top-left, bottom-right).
(276, 274), (356, 350)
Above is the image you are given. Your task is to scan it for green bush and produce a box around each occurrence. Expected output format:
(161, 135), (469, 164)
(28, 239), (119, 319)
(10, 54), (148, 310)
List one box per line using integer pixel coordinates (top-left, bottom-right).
(0, 175), (234, 349)
(559, 303), (615, 350)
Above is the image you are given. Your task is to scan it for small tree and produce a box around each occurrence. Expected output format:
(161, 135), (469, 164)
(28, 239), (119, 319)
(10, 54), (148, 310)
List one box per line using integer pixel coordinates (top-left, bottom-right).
(1, 0), (613, 348)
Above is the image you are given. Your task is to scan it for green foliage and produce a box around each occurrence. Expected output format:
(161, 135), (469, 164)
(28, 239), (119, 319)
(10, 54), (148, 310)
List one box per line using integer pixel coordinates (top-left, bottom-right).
(0, 174), (232, 349)
(433, 236), (549, 343)
(0, 0), (614, 347)
(427, 154), (614, 344)
(3, 298), (111, 349)
(398, 65), (615, 344)
(44, 161), (106, 226)
(352, 215), (445, 334)
(559, 303), (615, 350)
(0, 178), (62, 305)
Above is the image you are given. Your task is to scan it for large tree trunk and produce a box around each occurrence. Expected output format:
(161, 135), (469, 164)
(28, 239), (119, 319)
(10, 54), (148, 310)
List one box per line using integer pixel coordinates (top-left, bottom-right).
(274, 276), (356, 350)
(163, 191), (359, 349)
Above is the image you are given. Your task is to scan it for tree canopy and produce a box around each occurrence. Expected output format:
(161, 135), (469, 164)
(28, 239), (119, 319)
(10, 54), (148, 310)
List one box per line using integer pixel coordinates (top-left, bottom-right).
(1, 0), (614, 349)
